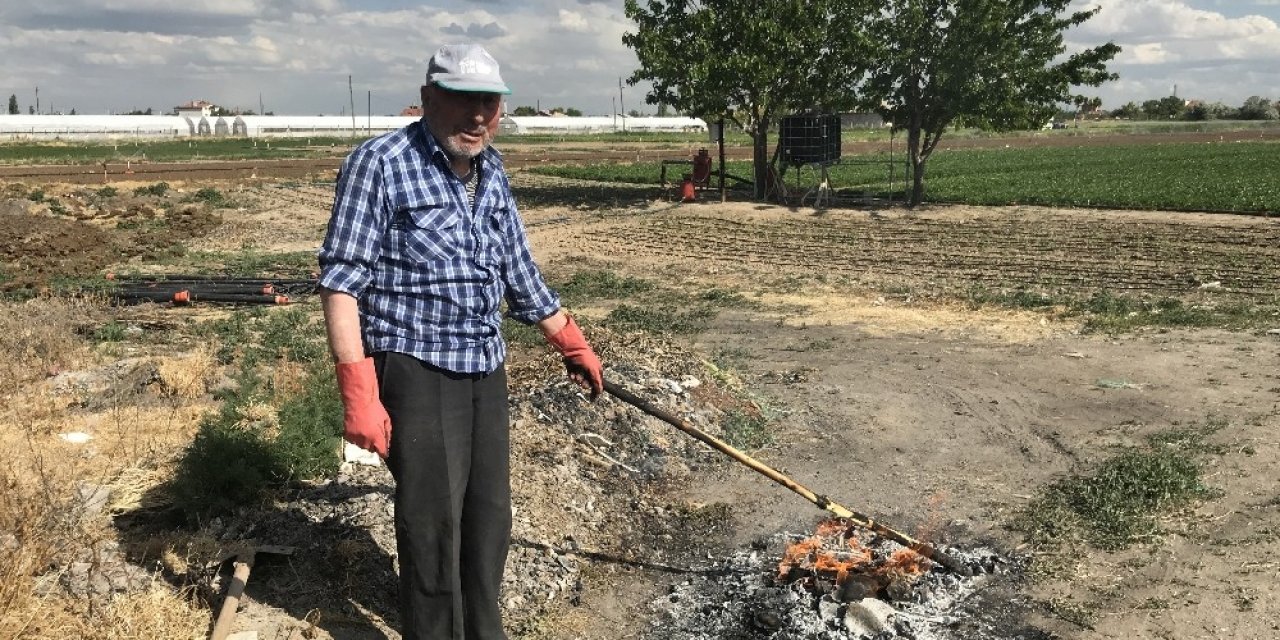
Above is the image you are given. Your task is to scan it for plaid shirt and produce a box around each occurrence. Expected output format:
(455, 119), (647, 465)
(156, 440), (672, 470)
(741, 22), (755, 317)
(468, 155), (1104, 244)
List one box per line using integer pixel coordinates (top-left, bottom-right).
(318, 120), (560, 374)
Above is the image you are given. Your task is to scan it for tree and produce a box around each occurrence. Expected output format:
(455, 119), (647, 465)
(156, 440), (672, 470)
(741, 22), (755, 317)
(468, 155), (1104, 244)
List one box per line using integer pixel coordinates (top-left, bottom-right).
(862, 0), (1119, 205)
(1111, 101), (1140, 119)
(625, 0), (875, 199)
(1141, 95), (1184, 120)
(7, 94), (17, 115)
(511, 105), (538, 116)
(1238, 95), (1278, 121)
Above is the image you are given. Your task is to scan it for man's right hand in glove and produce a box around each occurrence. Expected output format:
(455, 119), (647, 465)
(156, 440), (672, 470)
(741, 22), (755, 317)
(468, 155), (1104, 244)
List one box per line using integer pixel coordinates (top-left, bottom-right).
(335, 357), (391, 458)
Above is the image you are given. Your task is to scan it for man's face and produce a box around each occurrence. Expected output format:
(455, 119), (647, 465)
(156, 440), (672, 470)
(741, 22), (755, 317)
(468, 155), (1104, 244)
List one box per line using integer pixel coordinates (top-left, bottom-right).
(421, 84), (502, 160)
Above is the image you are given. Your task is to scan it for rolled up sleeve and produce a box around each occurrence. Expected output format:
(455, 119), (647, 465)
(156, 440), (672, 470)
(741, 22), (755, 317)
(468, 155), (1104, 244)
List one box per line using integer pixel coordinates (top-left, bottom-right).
(318, 146), (387, 298)
(501, 191), (560, 324)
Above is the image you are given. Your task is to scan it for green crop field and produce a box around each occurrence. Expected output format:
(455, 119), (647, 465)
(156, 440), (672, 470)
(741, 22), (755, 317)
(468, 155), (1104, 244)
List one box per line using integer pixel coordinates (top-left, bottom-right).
(0, 137), (361, 165)
(529, 140), (1280, 213)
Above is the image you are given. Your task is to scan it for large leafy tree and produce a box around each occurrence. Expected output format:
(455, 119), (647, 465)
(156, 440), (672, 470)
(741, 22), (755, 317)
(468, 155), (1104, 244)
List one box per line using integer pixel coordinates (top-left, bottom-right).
(624, 0), (875, 199)
(864, 0), (1119, 206)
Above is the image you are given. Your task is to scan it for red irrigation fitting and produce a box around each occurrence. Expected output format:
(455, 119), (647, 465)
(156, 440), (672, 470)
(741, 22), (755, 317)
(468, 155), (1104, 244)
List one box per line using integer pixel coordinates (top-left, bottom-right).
(173, 290), (191, 304)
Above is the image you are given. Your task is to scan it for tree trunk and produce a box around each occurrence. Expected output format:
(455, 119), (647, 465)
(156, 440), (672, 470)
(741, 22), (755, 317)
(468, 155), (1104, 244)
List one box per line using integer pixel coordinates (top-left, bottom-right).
(751, 127), (770, 201)
(906, 123), (924, 207)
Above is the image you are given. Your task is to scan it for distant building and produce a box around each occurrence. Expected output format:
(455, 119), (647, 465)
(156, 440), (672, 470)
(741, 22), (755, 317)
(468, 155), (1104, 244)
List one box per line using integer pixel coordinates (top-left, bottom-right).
(839, 112), (886, 128)
(400, 105), (423, 117)
(175, 100), (214, 119)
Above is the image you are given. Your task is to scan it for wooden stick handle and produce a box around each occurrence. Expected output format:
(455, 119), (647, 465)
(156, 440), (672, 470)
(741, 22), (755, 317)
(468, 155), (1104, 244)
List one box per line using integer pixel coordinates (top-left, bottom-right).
(209, 556), (253, 640)
(603, 380), (969, 575)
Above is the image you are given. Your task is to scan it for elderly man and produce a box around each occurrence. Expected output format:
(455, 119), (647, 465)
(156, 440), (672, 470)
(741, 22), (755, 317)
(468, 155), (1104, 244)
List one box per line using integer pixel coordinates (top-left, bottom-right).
(318, 44), (603, 639)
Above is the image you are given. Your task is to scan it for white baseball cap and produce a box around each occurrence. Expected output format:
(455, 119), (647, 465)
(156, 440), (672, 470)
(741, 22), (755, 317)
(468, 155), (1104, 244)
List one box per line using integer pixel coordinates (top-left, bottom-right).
(426, 44), (511, 94)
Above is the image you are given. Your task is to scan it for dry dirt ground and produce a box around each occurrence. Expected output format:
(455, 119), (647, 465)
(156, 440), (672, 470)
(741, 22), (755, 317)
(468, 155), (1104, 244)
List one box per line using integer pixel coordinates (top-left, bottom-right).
(2, 172), (1278, 639)
(524, 197), (1280, 640)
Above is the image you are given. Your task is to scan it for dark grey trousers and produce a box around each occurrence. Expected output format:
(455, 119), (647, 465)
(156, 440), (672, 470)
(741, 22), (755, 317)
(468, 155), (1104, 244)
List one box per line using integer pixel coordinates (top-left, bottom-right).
(374, 352), (511, 640)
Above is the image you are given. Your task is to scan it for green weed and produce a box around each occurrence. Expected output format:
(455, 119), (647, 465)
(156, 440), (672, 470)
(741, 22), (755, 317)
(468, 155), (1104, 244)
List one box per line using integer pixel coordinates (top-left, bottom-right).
(174, 308), (338, 519)
(184, 187), (229, 207)
(92, 321), (128, 343)
(95, 186), (118, 198)
(1014, 424), (1222, 553)
(721, 409), (773, 450)
(1073, 293), (1268, 333)
(606, 304), (715, 335)
(554, 269), (654, 303)
(166, 249), (317, 278)
(501, 317), (545, 348)
(966, 286), (1060, 310)
(133, 182), (170, 197)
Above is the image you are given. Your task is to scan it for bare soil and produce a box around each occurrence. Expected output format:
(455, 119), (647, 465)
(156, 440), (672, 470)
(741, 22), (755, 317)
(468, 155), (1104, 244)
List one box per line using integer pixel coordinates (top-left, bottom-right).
(3, 169), (1277, 639)
(524, 197), (1280, 639)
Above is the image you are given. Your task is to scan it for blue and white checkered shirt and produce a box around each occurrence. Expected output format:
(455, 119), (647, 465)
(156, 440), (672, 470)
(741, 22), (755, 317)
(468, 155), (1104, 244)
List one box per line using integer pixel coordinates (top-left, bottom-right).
(318, 120), (560, 374)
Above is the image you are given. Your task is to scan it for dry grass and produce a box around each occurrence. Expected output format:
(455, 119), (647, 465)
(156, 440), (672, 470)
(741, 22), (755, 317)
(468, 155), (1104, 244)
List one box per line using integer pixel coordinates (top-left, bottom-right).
(0, 297), (218, 639)
(154, 347), (217, 400)
(2, 587), (208, 640)
(0, 295), (102, 394)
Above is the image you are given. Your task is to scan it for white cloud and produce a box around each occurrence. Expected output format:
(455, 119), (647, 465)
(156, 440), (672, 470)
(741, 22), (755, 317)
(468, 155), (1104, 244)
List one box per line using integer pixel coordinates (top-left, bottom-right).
(0, 0), (1274, 117)
(557, 9), (591, 32)
(1069, 1), (1280, 106)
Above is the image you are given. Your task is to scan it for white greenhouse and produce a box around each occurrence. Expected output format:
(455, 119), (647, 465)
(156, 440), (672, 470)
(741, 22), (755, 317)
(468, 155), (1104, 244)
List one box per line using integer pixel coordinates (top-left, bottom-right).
(498, 116), (707, 135)
(232, 116), (419, 138)
(0, 115), (193, 140)
(0, 114), (709, 141)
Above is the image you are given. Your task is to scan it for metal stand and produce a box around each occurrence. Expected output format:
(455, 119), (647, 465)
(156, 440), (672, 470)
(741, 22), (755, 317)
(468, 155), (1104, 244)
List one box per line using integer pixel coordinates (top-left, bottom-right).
(797, 163), (834, 208)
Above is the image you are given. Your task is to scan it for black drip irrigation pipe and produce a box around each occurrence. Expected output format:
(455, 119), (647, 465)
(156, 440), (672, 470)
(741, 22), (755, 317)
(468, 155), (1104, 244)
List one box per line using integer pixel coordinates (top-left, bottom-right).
(108, 274), (318, 306)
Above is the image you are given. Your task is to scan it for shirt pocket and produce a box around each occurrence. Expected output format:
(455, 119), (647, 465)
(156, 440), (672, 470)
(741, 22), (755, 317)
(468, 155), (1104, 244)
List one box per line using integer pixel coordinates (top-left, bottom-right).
(477, 200), (511, 268)
(401, 205), (463, 263)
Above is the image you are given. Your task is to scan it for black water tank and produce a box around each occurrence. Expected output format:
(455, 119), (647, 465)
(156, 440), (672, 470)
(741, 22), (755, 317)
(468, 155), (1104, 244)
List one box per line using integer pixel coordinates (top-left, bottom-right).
(779, 114), (841, 166)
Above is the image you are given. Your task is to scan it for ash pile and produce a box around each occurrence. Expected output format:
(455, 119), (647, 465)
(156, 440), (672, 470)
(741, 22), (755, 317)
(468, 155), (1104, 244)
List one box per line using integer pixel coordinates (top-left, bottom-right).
(649, 519), (1019, 640)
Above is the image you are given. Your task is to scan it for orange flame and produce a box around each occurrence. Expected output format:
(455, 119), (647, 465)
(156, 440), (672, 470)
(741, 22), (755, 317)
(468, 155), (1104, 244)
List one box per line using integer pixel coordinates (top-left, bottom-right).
(776, 519), (933, 589)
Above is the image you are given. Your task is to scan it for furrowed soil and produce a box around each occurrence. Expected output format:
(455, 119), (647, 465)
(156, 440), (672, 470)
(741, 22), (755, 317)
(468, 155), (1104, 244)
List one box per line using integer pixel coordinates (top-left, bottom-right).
(1, 168), (1277, 640)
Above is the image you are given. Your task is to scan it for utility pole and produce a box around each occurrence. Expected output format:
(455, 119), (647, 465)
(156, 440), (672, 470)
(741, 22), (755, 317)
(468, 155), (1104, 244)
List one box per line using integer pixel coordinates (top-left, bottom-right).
(618, 77), (625, 131)
(612, 97), (617, 131)
(35, 86), (39, 115)
(367, 90), (372, 136)
(259, 92), (264, 115)
(348, 75), (357, 138)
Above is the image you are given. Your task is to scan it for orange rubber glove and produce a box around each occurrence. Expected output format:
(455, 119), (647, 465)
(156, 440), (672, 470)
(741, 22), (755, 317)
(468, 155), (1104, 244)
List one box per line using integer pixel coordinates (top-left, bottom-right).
(335, 357), (391, 458)
(546, 315), (604, 399)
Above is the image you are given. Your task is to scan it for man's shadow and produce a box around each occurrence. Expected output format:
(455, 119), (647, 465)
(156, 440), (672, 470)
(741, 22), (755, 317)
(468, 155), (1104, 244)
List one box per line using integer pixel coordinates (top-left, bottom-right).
(115, 472), (401, 639)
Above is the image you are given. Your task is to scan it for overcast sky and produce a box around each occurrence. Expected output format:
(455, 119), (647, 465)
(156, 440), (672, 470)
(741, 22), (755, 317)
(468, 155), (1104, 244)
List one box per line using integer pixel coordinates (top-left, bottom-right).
(0, 0), (1277, 116)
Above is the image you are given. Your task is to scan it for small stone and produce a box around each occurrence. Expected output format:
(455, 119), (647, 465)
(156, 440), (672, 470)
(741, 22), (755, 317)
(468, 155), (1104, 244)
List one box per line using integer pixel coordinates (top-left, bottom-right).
(845, 598), (895, 636)
(817, 595), (841, 621)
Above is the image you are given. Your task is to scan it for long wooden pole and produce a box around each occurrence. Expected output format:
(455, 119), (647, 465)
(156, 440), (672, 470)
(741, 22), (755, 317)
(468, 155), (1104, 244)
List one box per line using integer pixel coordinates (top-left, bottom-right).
(603, 380), (969, 575)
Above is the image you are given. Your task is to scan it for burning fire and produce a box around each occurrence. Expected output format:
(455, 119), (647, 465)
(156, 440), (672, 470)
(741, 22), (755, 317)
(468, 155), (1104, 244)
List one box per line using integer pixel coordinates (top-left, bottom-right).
(776, 519), (934, 600)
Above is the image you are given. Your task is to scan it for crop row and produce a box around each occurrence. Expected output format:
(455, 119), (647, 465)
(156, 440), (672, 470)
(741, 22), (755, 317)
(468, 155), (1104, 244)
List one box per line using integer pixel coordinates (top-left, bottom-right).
(580, 213), (1280, 297)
